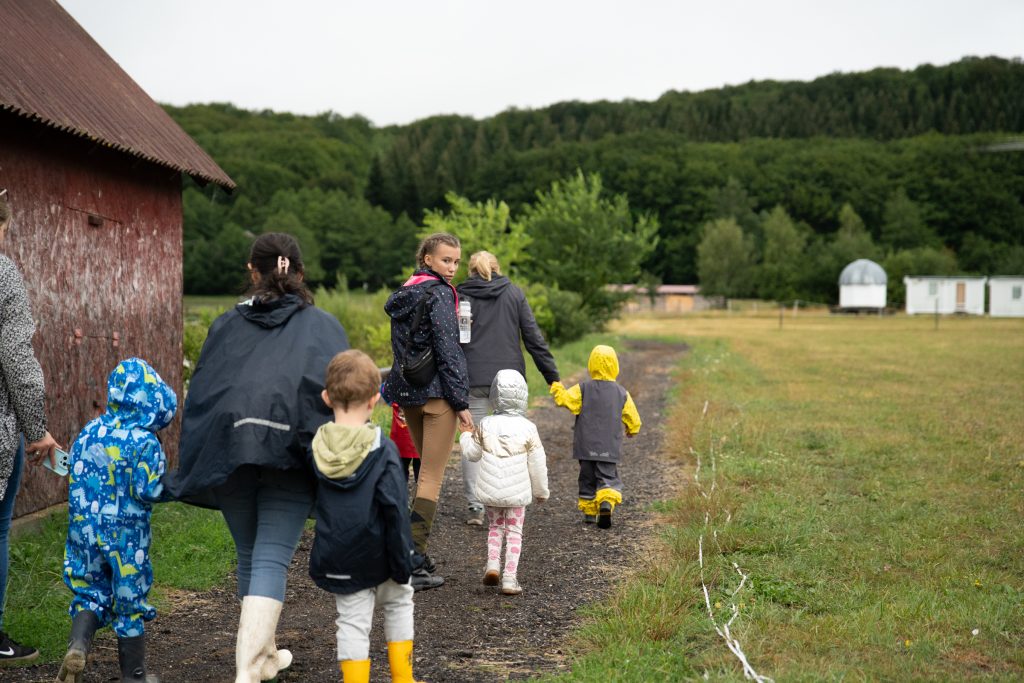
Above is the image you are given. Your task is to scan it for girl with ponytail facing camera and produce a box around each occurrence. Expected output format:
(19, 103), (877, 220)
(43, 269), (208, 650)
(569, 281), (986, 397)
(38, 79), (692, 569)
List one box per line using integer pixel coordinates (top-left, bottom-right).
(168, 232), (349, 682)
(382, 232), (473, 591)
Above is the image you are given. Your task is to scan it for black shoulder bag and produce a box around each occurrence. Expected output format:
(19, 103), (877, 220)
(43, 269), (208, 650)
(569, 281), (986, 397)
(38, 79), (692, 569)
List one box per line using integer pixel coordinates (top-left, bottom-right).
(400, 283), (440, 387)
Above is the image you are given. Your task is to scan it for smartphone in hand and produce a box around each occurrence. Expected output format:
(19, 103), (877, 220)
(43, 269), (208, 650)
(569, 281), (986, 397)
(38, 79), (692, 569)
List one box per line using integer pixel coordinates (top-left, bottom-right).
(41, 447), (70, 477)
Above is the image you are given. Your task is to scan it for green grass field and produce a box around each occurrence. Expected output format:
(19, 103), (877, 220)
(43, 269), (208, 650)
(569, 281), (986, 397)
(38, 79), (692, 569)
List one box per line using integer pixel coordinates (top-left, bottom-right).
(4, 502), (236, 661)
(9, 307), (1021, 677)
(556, 311), (1024, 681)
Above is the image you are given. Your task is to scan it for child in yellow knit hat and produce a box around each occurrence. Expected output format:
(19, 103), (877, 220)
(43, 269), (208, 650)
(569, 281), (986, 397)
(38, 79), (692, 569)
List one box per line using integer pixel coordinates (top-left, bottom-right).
(550, 344), (641, 528)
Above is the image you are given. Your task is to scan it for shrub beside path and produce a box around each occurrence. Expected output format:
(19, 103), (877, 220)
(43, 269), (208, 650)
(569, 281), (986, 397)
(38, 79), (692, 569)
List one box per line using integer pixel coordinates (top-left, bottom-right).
(7, 340), (687, 682)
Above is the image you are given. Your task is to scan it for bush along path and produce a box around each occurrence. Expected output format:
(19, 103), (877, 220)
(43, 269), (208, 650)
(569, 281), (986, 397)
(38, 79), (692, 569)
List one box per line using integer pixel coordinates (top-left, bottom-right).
(6, 340), (686, 682)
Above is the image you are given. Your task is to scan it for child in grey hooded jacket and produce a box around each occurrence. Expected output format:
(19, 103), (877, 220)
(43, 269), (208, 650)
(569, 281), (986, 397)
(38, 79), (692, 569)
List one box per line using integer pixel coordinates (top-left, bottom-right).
(459, 369), (549, 595)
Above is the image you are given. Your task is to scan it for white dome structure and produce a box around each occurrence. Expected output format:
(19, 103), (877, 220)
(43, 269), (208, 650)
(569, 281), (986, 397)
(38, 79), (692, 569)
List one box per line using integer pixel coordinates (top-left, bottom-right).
(838, 259), (887, 309)
(839, 259), (888, 286)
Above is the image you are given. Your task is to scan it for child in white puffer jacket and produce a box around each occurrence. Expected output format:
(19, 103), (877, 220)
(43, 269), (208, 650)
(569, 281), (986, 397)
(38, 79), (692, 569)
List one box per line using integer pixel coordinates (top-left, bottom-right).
(459, 369), (549, 595)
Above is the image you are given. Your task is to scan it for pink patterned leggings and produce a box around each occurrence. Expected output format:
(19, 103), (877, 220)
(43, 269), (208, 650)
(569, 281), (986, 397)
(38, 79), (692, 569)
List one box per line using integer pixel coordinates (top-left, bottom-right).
(485, 506), (525, 578)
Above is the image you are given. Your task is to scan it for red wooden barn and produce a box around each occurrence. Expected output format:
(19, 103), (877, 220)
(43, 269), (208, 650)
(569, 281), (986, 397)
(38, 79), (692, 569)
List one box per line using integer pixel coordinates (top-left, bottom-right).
(0, 0), (235, 517)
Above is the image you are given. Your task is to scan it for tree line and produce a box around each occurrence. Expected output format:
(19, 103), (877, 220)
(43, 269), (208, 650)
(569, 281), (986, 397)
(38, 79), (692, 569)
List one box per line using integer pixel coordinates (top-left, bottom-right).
(171, 56), (1024, 312)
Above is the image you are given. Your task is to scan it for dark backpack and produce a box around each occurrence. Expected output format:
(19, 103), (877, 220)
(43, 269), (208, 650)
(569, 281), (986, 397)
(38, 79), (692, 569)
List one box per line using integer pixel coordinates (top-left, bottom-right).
(400, 282), (442, 387)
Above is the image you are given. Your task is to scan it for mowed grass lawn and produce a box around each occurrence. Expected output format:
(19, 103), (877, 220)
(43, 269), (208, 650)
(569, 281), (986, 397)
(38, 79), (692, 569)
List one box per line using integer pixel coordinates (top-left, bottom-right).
(558, 312), (1023, 682)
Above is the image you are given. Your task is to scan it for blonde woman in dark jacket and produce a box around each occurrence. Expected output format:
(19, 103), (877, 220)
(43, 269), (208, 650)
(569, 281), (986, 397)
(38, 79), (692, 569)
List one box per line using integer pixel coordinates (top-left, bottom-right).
(456, 251), (559, 526)
(0, 191), (60, 662)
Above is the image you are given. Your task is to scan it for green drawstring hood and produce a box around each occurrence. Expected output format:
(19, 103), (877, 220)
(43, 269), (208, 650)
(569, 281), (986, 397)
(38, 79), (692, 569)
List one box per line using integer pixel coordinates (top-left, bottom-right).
(312, 423), (378, 480)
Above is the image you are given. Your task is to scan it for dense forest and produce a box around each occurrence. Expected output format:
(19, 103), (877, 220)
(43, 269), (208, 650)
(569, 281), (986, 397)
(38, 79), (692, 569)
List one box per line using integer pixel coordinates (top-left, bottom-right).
(172, 56), (1024, 310)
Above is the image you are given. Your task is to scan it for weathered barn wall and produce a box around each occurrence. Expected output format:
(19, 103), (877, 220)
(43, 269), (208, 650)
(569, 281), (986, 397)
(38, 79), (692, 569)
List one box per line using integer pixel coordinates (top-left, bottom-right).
(1, 116), (183, 516)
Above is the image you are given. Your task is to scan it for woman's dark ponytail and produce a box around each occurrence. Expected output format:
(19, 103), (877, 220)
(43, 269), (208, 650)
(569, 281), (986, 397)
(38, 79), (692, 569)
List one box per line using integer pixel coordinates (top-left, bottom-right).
(245, 232), (314, 305)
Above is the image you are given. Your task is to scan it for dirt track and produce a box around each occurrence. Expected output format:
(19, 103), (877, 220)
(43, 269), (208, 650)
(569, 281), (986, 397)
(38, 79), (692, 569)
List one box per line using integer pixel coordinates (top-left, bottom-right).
(6, 340), (686, 682)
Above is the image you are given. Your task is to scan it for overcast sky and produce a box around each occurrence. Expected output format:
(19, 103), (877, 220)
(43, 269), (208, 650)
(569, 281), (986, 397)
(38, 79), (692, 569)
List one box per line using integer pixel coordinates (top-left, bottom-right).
(61, 0), (1022, 127)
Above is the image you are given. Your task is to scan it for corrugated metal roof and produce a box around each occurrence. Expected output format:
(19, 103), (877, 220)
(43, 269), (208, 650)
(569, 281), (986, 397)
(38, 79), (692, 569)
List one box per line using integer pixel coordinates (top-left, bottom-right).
(612, 284), (701, 295)
(0, 0), (235, 189)
(904, 275), (988, 280)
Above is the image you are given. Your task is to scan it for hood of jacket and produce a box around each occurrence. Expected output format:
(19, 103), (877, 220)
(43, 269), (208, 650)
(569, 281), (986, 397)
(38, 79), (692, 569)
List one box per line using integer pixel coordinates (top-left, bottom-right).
(312, 423), (380, 481)
(588, 345), (619, 381)
(489, 369), (528, 416)
(101, 358), (177, 432)
(456, 274), (511, 301)
(384, 269), (457, 322)
(237, 293), (306, 329)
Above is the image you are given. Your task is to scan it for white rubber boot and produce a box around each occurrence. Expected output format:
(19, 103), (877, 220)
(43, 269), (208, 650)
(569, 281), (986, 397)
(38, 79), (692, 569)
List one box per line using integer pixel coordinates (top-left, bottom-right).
(234, 596), (292, 683)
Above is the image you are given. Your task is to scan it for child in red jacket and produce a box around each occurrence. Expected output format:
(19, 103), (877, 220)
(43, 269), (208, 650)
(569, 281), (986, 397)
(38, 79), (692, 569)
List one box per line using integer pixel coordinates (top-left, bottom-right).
(389, 403), (420, 482)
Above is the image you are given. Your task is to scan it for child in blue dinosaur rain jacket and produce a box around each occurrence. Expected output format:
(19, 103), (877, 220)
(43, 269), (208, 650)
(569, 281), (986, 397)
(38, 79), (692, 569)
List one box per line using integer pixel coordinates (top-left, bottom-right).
(550, 344), (641, 529)
(57, 358), (177, 683)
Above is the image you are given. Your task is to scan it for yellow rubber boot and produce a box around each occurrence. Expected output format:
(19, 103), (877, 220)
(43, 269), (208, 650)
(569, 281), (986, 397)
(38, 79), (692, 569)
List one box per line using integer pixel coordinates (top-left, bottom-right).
(340, 659), (370, 683)
(387, 640), (425, 683)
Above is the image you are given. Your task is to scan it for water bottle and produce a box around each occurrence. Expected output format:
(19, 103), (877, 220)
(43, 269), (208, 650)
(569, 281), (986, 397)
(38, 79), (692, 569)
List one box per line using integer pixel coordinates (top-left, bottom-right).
(458, 299), (472, 343)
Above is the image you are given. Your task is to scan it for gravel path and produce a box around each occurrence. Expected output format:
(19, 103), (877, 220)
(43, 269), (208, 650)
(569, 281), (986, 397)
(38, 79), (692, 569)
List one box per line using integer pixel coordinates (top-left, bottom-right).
(6, 340), (686, 682)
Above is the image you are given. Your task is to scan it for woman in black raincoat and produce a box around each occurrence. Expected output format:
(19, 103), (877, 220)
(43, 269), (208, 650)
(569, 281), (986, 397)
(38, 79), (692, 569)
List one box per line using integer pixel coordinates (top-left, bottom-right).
(168, 232), (349, 682)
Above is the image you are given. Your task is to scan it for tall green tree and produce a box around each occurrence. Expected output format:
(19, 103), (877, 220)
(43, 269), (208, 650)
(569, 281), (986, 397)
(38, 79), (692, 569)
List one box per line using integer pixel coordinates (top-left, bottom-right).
(520, 170), (659, 325)
(709, 176), (761, 238)
(757, 206), (807, 301)
(799, 204), (881, 303)
(262, 188), (419, 289)
(880, 188), (938, 250)
(697, 217), (755, 298)
(834, 203), (880, 262)
(183, 223), (252, 295)
(420, 192), (531, 277)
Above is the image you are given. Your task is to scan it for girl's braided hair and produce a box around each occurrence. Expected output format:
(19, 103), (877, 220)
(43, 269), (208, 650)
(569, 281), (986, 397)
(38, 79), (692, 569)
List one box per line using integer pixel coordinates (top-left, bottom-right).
(416, 232), (461, 269)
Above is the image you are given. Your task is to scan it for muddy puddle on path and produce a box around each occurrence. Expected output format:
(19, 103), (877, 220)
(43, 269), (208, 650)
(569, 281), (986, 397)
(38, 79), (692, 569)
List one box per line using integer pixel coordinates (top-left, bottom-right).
(6, 340), (687, 683)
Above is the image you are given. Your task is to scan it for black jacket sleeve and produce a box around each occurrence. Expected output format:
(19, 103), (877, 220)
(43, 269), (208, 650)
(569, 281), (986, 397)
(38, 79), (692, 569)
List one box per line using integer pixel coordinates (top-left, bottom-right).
(377, 449), (414, 584)
(516, 288), (560, 384)
(428, 286), (470, 411)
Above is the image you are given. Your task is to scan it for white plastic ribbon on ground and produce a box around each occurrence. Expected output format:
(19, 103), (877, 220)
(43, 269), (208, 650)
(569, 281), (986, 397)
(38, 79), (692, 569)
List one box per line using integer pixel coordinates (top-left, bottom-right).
(693, 401), (773, 683)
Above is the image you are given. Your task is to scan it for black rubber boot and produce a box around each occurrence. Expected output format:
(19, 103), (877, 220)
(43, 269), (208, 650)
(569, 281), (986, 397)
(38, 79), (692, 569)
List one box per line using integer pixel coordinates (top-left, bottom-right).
(410, 552), (444, 591)
(598, 501), (613, 529)
(57, 610), (99, 683)
(409, 498), (444, 591)
(117, 634), (160, 683)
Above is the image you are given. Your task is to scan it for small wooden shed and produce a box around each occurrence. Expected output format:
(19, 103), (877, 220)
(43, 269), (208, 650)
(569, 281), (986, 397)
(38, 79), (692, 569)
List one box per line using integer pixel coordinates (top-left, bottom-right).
(987, 276), (1024, 317)
(613, 284), (718, 313)
(838, 259), (887, 311)
(0, 0), (235, 517)
(903, 276), (988, 316)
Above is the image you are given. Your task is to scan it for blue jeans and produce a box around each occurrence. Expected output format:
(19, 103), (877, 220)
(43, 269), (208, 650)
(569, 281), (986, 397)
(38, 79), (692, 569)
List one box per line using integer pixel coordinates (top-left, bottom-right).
(0, 439), (25, 630)
(214, 465), (314, 602)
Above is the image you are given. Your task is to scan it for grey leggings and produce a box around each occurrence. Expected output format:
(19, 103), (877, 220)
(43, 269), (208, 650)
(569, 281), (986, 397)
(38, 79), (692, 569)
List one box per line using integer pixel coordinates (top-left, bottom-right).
(214, 465), (314, 601)
(462, 386), (492, 509)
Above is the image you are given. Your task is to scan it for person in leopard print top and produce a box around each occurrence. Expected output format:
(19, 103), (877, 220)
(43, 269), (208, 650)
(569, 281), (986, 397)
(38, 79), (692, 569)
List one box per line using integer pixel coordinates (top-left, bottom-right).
(0, 191), (61, 663)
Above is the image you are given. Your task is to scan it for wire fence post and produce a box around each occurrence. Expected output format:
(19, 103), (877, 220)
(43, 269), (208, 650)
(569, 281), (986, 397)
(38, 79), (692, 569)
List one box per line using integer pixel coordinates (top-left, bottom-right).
(934, 298), (939, 330)
(779, 303), (784, 330)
